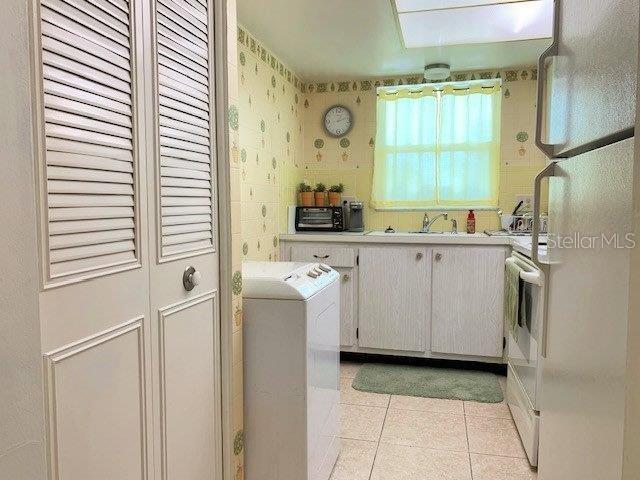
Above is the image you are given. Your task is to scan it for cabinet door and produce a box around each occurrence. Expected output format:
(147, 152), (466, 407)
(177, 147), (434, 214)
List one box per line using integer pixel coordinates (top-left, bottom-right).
(431, 247), (506, 357)
(335, 267), (356, 347)
(358, 247), (430, 352)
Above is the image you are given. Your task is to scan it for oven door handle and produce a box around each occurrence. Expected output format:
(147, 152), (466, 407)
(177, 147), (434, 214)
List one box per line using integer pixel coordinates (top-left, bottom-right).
(505, 257), (542, 286)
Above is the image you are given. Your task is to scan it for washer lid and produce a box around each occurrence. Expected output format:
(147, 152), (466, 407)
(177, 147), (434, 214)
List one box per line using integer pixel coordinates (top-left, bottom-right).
(242, 261), (339, 300)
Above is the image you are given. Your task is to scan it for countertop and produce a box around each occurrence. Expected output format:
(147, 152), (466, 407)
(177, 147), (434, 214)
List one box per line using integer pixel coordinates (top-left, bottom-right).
(280, 231), (549, 261)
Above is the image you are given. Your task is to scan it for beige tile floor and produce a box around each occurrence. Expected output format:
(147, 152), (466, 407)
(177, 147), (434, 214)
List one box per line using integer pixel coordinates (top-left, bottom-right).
(331, 361), (538, 480)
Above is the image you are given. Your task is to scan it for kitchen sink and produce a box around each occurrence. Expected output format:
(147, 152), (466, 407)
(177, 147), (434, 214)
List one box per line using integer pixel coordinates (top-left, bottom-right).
(366, 230), (475, 236)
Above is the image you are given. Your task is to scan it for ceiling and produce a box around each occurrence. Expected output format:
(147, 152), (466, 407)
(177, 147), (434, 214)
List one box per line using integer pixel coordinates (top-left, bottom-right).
(236, 0), (551, 81)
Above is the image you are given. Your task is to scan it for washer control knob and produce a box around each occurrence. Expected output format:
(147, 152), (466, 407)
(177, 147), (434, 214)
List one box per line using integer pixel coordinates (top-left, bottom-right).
(318, 264), (331, 272)
(307, 271), (319, 278)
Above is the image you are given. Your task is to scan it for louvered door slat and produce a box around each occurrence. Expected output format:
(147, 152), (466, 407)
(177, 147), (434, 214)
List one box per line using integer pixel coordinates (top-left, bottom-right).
(157, 5), (206, 43)
(160, 0), (207, 34)
(161, 156), (210, 172)
(162, 214), (211, 226)
(161, 196), (211, 207)
(158, 85), (208, 112)
(42, 23), (130, 71)
(162, 222), (211, 236)
(159, 106), (208, 129)
(161, 167), (209, 180)
(157, 13), (207, 52)
(45, 94), (132, 127)
(160, 146), (208, 163)
(157, 24), (207, 59)
(160, 177), (210, 189)
(39, 0), (138, 280)
(158, 74), (209, 103)
(159, 127), (209, 147)
(42, 0), (129, 46)
(42, 7), (129, 57)
(157, 33), (208, 68)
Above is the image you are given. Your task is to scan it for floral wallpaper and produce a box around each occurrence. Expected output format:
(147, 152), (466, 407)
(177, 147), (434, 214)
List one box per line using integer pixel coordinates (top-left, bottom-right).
(300, 67), (548, 232)
(237, 25), (304, 262)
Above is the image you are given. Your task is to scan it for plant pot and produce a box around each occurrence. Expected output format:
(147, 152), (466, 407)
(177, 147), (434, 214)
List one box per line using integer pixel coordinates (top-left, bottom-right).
(314, 192), (327, 206)
(328, 192), (342, 206)
(299, 191), (315, 206)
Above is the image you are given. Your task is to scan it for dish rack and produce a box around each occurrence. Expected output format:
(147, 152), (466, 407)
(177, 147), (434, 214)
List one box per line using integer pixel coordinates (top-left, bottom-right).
(500, 214), (548, 234)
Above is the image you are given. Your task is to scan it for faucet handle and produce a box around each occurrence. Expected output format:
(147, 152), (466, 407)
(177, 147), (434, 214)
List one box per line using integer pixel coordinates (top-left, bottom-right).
(451, 218), (458, 234)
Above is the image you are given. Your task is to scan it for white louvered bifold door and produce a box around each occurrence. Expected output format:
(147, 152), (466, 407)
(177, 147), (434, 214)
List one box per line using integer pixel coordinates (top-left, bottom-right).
(154, 0), (214, 258)
(39, 0), (138, 280)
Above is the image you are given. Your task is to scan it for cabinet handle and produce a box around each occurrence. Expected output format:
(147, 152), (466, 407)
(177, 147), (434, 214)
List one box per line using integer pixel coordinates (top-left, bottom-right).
(313, 254), (330, 259)
(435, 252), (443, 261)
(416, 252), (423, 260)
(342, 273), (350, 282)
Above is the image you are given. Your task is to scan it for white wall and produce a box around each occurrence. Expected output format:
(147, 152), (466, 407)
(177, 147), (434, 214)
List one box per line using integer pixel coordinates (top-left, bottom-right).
(0, 0), (47, 478)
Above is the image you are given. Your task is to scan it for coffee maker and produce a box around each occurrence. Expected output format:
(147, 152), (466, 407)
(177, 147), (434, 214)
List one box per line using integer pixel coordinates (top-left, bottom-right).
(347, 202), (364, 232)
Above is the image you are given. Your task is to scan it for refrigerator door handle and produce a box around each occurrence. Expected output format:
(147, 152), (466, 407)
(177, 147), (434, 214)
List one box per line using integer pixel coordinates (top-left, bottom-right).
(533, 162), (557, 358)
(535, 0), (560, 158)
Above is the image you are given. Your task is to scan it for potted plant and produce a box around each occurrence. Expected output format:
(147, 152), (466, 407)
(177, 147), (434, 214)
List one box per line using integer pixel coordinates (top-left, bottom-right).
(328, 183), (344, 206)
(314, 183), (327, 206)
(298, 182), (314, 206)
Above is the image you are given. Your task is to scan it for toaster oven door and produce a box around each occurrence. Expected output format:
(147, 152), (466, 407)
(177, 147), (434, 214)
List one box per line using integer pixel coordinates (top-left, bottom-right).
(296, 207), (336, 231)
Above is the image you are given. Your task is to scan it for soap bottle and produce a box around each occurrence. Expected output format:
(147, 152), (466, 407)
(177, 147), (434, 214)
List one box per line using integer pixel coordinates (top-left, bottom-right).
(466, 209), (476, 234)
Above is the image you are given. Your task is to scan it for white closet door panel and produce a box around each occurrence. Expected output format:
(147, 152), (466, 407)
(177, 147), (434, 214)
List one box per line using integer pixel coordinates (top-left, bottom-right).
(45, 94), (131, 127)
(41, 7), (129, 57)
(49, 193), (134, 208)
(42, 36), (130, 82)
(42, 23), (130, 71)
(49, 217), (135, 235)
(43, 66), (131, 105)
(47, 138), (133, 162)
(161, 156), (210, 172)
(39, 0), (138, 281)
(48, 206), (134, 221)
(45, 109), (132, 138)
(41, 0), (129, 46)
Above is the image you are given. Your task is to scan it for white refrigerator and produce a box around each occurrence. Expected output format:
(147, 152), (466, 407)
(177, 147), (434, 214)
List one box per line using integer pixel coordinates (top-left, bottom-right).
(533, 1), (639, 479)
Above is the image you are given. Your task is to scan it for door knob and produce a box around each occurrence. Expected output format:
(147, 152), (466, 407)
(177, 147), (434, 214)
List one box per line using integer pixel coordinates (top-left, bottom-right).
(183, 266), (201, 291)
(416, 252), (423, 260)
(435, 253), (443, 261)
(343, 273), (350, 282)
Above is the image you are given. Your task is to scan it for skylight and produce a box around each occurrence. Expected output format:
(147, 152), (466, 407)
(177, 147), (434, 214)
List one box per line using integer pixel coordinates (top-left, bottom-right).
(395, 0), (553, 48)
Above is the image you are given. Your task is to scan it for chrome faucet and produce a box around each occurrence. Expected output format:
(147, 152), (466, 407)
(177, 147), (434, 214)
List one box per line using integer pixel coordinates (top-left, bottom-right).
(451, 218), (458, 234)
(421, 212), (448, 233)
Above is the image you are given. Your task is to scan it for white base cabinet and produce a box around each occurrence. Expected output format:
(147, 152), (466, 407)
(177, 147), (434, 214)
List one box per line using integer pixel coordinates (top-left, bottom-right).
(431, 247), (507, 357)
(357, 246), (431, 352)
(281, 240), (508, 362)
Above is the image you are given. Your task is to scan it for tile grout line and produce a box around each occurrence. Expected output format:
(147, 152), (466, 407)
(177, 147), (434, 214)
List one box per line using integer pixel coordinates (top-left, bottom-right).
(464, 401), (475, 480)
(366, 394), (391, 480)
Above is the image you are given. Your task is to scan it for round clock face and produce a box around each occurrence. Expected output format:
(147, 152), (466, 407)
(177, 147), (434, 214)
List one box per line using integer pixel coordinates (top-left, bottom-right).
(324, 105), (353, 137)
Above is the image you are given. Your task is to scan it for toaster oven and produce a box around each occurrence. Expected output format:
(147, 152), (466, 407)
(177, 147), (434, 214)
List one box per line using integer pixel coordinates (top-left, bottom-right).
(295, 206), (345, 232)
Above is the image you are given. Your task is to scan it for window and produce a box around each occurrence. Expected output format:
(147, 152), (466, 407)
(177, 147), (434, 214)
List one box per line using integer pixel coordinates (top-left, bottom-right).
(371, 81), (501, 210)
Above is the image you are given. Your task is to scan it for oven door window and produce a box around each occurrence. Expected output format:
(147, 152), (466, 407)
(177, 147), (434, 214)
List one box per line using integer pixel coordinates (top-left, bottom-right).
(298, 208), (333, 227)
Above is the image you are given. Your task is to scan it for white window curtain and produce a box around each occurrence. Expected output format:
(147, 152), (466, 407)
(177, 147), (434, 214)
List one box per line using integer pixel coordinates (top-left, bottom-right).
(371, 82), (501, 210)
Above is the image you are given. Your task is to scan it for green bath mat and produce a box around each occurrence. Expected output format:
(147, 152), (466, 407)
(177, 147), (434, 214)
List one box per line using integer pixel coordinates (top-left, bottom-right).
(352, 363), (504, 403)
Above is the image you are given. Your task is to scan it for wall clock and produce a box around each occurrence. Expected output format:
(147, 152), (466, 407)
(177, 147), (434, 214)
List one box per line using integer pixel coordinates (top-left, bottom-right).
(323, 105), (353, 137)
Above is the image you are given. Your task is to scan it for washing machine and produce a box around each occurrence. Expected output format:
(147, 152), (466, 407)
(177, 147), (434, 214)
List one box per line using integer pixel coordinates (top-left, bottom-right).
(242, 261), (340, 480)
